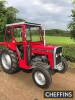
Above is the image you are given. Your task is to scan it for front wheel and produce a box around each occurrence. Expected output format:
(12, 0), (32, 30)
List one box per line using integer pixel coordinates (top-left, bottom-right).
(32, 67), (52, 89)
(57, 58), (68, 73)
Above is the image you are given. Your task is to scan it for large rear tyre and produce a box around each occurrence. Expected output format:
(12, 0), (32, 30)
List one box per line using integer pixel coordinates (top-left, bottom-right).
(32, 67), (52, 89)
(0, 49), (19, 74)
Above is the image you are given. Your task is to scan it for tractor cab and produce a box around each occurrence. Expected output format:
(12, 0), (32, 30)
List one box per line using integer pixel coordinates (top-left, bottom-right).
(5, 22), (44, 44)
(4, 22), (45, 66)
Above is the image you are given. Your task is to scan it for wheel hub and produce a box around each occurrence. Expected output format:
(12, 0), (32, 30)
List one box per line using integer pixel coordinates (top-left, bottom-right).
(34, 71), (46, 86)
(56, 63), (64, 71)
(2, 53), (11, 70)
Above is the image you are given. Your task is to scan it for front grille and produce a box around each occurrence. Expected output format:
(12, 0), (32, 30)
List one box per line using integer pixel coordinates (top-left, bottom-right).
(56, 47), (62, 54)
(56, 56), (61, 65)
(56, 47), (62, 65)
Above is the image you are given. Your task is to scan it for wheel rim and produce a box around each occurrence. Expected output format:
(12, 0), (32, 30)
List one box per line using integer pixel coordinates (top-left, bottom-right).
(1, 53), (11, 70)
(57, 65), (64, 71)
(34, 71), (46, 86)
(56, 62), (64, 71)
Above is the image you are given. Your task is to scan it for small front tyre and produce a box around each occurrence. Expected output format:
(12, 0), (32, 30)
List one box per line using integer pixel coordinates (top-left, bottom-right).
(32, 67), (52, 89)
(58, 58), (68, 73)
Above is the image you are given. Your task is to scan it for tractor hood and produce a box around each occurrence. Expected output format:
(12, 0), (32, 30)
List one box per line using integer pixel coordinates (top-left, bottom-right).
(32, 44), (56, 50)
(31, 42), (58, 53)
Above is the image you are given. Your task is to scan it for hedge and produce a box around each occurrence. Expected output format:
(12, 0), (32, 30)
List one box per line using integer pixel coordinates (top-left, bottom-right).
(63, 44), (75, 62)
(46, 29), (71, 37)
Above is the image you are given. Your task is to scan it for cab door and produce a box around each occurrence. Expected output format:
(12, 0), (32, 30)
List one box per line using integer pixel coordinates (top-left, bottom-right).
(13, 26), (31, 69)
(13, 27), (24, 59)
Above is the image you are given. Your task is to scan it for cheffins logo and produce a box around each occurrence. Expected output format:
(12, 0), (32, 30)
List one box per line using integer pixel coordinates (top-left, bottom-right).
(44, 91), (73, 98)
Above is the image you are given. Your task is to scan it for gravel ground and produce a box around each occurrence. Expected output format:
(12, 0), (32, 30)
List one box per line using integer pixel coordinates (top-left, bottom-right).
(0, 62), (75, 100)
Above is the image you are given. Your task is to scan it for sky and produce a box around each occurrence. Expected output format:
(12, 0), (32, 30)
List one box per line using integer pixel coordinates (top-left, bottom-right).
(6, 0), (73, 30)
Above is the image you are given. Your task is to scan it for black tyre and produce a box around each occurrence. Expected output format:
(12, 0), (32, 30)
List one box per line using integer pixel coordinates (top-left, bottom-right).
(58, 58), (68, 73)
(32, 67), (52, 89)
(0, 49), (18, 74)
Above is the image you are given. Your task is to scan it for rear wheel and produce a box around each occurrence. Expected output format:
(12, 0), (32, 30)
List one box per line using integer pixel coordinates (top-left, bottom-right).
(1, 49), (18, 74)
(32, 62), (52, 89)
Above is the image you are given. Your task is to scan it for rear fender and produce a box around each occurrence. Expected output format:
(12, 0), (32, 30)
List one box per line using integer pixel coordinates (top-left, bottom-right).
(7, 42), (16, 51)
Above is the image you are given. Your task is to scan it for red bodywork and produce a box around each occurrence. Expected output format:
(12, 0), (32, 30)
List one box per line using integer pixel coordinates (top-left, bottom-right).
(0, 22), (60, 70)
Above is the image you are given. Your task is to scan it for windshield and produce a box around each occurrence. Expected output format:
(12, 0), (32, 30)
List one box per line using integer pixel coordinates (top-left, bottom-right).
(26, 26), (43, 42)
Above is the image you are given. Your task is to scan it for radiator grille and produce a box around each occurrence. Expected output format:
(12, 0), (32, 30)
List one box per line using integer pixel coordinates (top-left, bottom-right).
(56, 47), (62, 65)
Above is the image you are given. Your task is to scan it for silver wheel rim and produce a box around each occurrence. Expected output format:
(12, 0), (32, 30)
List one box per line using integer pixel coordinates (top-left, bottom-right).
(57, 65), (64, 71)
(1, 53), (11, 70)
(34, 71), (46, 86)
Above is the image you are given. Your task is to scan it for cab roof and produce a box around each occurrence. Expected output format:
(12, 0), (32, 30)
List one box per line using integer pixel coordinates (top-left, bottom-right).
(6, 22), (41, 27)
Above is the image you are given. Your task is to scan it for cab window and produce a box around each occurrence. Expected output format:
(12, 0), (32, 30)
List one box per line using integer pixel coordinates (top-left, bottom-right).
(5, 28), (12, 42)
(14, 27), (22, 42)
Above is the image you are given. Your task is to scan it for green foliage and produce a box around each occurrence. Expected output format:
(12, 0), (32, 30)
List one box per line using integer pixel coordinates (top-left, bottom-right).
(0, 1), (7, 32)
(0, 32), (4, 42)
(6, 7), (18, 24)
(45, 29), (70, 37)
(68, 1), (75, 39)
(0, 1), (6, 14)
(15, 18), (26, 22)
(0, 15), (7, 31)
(63, 45), (75, 62)
(0, 0), (18, 32)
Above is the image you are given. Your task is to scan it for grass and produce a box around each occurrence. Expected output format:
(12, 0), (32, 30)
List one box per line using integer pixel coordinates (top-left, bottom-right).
(32, 35), (75, 45)
(46, 36), (75, 45)
(68, 61), (75, 68)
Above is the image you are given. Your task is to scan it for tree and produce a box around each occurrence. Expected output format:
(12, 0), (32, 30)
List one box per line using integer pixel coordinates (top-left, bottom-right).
(6, 7), (18, 24)
(15, 18), (26, 22)
(0, 0), (18, 32)
(68, 0), (75, 39)
(0, 1), (7, 32)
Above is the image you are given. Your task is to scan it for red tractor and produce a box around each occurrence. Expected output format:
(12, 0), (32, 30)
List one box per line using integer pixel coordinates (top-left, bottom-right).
(0, 22), (68, 89)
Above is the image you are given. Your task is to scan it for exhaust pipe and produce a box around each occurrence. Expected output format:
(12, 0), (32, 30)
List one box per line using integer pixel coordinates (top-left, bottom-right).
(44, 29), (46, 46)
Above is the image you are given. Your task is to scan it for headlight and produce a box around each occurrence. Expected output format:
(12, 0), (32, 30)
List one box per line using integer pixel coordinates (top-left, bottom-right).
(56, 54), (58, 58)
(56, 53), (62, 57)
(60, 53), (62, 56)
